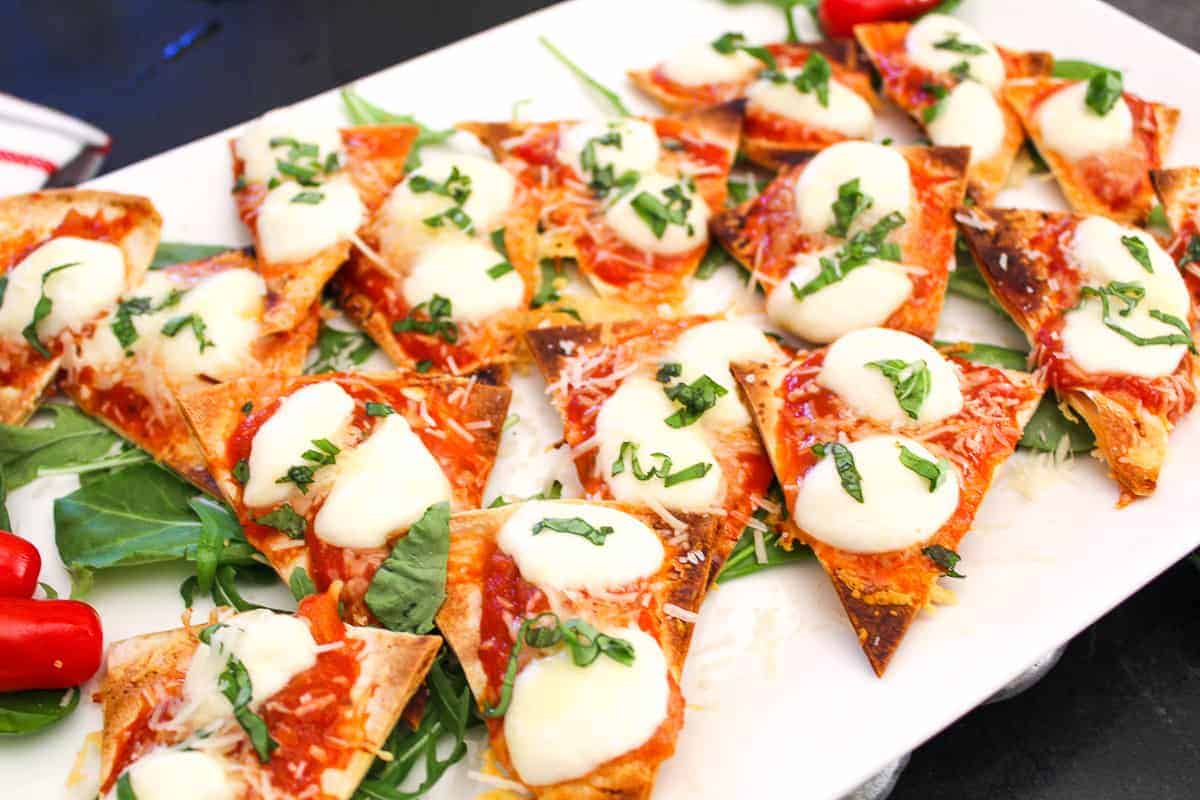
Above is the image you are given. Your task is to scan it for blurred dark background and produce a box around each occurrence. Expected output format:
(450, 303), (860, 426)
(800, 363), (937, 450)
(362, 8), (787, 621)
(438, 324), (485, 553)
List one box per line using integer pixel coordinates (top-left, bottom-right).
(4, 1), (1199, 798)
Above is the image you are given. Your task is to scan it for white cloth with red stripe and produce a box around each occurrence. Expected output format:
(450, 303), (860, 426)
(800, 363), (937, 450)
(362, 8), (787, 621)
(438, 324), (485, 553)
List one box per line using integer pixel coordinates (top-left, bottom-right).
(0, 93), (109, 195)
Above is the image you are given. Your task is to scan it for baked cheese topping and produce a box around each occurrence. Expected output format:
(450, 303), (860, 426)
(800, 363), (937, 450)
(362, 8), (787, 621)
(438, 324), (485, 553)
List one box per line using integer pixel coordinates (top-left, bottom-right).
(243, 381), (356, 508)
(1061, 297), (1189, 378)
(766, 247), (913, 343)
(313, 415), (452, 549)
(819, 327), (963, 425)
(0, 236), (125, 342)
(120, 750), (235, 800)
(497, 500), (664, 592)
(234, 105), (343, 185)
(183, 609), (318, 729)
(503, 626), (669, 786)
(905, 14), (1005, 91)
(794, 434), (959, 553)
(557, 119), (661, 180)
(256, 175), (365, 263)
(1069, 216), (1189, 316)
(595, 375), (724, 511)
(660, 41), (762, 86)
(603, 173), (710, 254)
(382, 153), (517, 242)
(401, 240), (524, 324)
(665, 319), (778, 428)
(926, 80), (1005, 164)
(745, 71), (874, 138)
(793, 141), (912, 235)
(1035, 81), (1133, 160)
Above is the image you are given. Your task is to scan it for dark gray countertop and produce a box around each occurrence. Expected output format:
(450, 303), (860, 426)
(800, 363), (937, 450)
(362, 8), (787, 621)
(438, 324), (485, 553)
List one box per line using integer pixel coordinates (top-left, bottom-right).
(3, 1), (1198, 798)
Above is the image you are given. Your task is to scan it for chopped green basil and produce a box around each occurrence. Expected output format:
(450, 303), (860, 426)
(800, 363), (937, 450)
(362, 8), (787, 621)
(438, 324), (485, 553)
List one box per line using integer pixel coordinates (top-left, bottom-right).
(392, 294), (460, 343)
(23, 262), (79, 357)
(933, 32), (986, 55)
(1085, 68), (1123, 116)
(160, 312), (214, 352)
(897, 445), (952, 492)
(826, 178), (873, 238)
(865, 359), (931, 420)
(791, 212), (905, 300)
(365, 401), (395, 416)
(663, 374), (728, 428)
(253, 503), (307, 539)
(531, 516), (613, 545)
(1120, 235), (1154, 273)
(923, 544), (965, 578)
(811, 442), (863, 503)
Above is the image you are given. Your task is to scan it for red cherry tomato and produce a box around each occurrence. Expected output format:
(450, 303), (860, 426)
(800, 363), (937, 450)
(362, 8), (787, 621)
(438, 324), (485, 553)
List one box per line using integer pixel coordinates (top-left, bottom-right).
(0, 531), (42, 598)
(819, 0), (946, 38)
(0, 598), (103, 691)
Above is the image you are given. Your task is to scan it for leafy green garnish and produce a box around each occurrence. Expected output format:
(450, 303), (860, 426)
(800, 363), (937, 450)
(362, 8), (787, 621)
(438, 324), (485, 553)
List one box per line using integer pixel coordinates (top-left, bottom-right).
(160, 312), (214, 352)
(365, 502), (450, 634)
(217, 654), (278, 762)
(149, 242), (232, 271)
(791, 212), (905, 300)
(531, 517), (613, 546)
(922, 82), (950, 123)
(307, 322), (377, 374)
(23, 262), (78, 357)
(1019, 395), (1096, 454)
(791, 52), (831, 107)
(1180, 235), (1200, 268)
(0, 404), (123, 489)
(538, 36), (631, 117)
(934, 32), (986, 55)
(656, 362), (682, 383)
(340, 87), (455, 171)
(393, 294), (460, 343)
(865, 359), (931, 420)
(631, 184), (695, 239)
(1085, 68), (1123, 116)
(1120, 235), (1154, 273)
(253, 503), (307, 539)
(610, 441), (712, 488)
(366, 402), (395, 417)
(811, 442), (863, 502)
(663, 375), (728, 428)
(923, 544), (965, 578)
(897, 445), (952, 492)
(290, 190), (325, 204)
(710, 32), (776, 69)
(288, 567), (316, 600)
(826, 178), (873, 238)
(110, 289), (184, 353)
(0, 687), (80, 736)
(1078, 283), (1196, 353)
(531, 259), (565, 309)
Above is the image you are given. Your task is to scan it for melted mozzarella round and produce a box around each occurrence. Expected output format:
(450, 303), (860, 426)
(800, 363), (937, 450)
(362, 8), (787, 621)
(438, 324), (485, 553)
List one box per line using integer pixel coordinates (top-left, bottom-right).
(1069, 216), (1189, 317)
(793, 141), (912, 235)
(313, 415), (452, 549)
(666, 319), (778, 428)
(401, 240), (524, 323)
(183, 609), (318, 728)
(256, 176), (364, 264)
(746, 73), (874, 138)
(0, 237), (125, 342)
(497, 500), (664, 592)
(906, 14), (1005, 91)
(1036, 81), (1133, 160)
(766, 247), (912, 343)
(234, 105), (343, 185)
(818, 327), (963, 425)
(795, 435), (959, 553)
(594, 376), (723, 511)
(1062, 297), (1188, 378)
(125, 750), (234, 800)
(383, 154), (516, 240)
(557, 119), (661, 179)
(926, 80), (1006, 164)
(504, 626), (669, 786)
(660, 41), (762, 86)
(604, 173), (710, 255)
(243, 381), (356, 508)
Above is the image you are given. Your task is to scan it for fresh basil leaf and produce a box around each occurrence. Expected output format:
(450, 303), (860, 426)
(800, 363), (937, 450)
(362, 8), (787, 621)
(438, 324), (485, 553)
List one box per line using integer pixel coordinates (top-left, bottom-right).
(23, 262), (79, 357)
(1146, 204), (1170, 232)
(792, 212), (905, 300)
(0, 467), (10, 530)
(933, 32), (986, 55)
(937, 340), (1029, 371)
(0, 404), (122, 490)
(531, 516), (613, 546)
(922, 82), (950, 123)
(826, 178), (873, 238)
(392, 295), (460, 343)
(218, 656), (278, 762)
(1120, 235), (1154, 273)
(656, 362), (682, 383)
(793, 52), (831, 107)
(290, 190), (324, 204)
(0, 687), (80, 735)
(1051, 58), (1115, 81)
(307, 321), (378, 373)
(538, 36), (632, 117)
(947, 234), (1010, 316)
(663, 374), (728, 427)
(1019, 395), (1096, 454)
(897, 445), (952, 492)
(1085, 68), (1123, 116)
(116, 771), (136, 800)
(288, 567), (316, 600)
(812, 442), (863, 502)
(1179, 235), (1200, 268)
(663, 460), (713, 487)
(190, 496), (231, 595)
(365, 502), (450, 634)
(716, 503), (811, 585)
(865, 359), (931, 420)
(253, 503), (307, 539)
(232, 459), (249, 485)
(923, 544), (965, 578)
(530, 259), (564, 309)
(695, 242), (730, 280)
(365, 402), (395, 417)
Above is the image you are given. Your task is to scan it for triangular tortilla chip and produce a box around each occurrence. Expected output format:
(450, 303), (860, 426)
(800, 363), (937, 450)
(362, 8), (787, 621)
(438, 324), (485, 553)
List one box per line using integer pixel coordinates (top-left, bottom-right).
(1151, 166), (1200, 303)
(98, 590), (440, 800)
(0, 189), (161, 424)
(732, 350), (1042, 675)
(1003, 77), (1178, 225)
(177, 371), (510, 622)
(436, 500), (717, 797)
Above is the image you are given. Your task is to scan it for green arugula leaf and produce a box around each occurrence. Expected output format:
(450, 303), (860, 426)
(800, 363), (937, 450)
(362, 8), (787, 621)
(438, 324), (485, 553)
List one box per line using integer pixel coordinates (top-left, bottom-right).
(0, 687), (80, 735)
(340, 87), (455, 171)
(116, 772), (136, 800)
(947, 234), (1011, 316)
(923, 544), (965, 578)
(531, 517), (614, 546)
(1146, 203), (1170, 232)
(538, 36), (632, 117)
(1019, 395), (1096, 454)
(0, 404), (122, 489)
(365, 502), (450, 634)
(190, 496), (232, 596)
(937, 340), (1029, 371)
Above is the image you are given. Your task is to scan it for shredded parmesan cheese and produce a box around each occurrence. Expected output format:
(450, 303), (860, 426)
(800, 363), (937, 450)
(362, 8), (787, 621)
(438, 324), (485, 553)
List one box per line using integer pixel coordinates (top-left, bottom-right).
(663, 603), (700, 624)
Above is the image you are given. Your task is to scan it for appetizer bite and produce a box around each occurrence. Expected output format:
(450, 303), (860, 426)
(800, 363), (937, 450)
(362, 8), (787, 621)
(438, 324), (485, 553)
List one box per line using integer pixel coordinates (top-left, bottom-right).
(1152, 165), (1200, 302)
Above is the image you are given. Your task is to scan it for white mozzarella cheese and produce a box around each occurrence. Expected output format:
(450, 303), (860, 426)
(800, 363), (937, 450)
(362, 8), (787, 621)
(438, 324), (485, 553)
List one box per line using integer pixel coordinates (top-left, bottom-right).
(1035, 81), (1133, 160)
(794, 434), (959, 553)
(905, 14), (1005, 91)
(660, 41), (762, 86)
(382, 153), (516, 242)
(401, 240), (524, 323)
(926, 80), (1006, 164)
(256, 175), (365, 264)
(125, 750), (235, 800)
(1061, 297), (1188, 378)
(242, 381), (356, 508)
(765, 247), (912, 343)
(0, 236), (125, 342)
(818, 327), (963, 425)
(183, 609), (318, 728)
(1069, 216), (1189, 317)
(665, 319), (778, 428)
(557, 119), (661, 180)
(745, 73), (874, 138)
(313, 415), (452, 549)
(793, 141), (912, 235)
(497, 500), (664, 592)
(504, 627), (669, 786)
(234, 105), (343, 185)
(594, 376), (724, 511)
(603, 173), (710, 255)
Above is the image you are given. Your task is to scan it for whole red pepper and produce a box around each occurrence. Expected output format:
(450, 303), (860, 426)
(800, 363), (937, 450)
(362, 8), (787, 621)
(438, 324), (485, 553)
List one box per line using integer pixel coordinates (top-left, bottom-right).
(0, 598), (103, 691)
(819, 0), (946, 38)
(0, 531), (42, 597)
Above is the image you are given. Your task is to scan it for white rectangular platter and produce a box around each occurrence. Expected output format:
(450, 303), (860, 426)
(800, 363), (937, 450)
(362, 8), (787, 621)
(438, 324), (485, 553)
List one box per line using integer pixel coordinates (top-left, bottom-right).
(3, 1), (1200, 798)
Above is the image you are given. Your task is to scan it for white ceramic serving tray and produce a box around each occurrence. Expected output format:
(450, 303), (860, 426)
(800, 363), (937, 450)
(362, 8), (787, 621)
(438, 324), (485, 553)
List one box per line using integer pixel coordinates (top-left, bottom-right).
(4, 1), (1200, 798)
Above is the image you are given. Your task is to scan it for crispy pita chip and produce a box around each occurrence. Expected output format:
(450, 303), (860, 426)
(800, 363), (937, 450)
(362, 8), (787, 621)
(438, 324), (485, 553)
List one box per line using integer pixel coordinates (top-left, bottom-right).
(1003, 77), (1178, 224)
(0, 189), (161, 424)
(525, 317), (785, 577)
(957, 206), (1198, 500)
(98, 591), (440, 800)
(712, 145), (968, 342)
(231, 124), (418, 333)
(437, 500), (717, 798)
(732, 351), (1042, 675)
(178, 371), (509, 623)
(1152, 166), (1200, 303)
